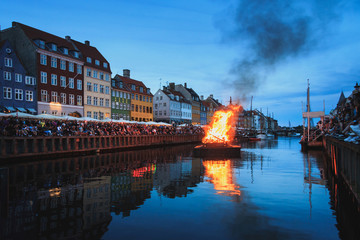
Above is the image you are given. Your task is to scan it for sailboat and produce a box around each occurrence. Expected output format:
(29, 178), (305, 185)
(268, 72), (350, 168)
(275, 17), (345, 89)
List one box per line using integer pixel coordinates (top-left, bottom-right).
(300, 80), (325, 150)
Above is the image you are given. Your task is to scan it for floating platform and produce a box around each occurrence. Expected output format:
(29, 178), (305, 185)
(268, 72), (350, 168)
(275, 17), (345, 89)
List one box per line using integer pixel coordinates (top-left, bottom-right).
(193, 143), (241, 158)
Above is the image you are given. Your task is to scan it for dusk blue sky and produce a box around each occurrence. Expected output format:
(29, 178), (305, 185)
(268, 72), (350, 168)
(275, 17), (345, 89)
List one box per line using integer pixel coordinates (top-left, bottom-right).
(1, 0), (359, 126)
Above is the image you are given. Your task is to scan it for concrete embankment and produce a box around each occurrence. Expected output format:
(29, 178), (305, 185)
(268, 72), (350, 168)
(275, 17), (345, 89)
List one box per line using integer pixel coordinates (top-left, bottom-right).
(323, 136), (360, 205)
(0, 134), (202, 162)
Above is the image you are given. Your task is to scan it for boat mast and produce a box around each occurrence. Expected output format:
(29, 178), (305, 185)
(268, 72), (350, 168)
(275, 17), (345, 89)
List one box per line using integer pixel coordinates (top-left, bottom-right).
(307, 79), (310, 142)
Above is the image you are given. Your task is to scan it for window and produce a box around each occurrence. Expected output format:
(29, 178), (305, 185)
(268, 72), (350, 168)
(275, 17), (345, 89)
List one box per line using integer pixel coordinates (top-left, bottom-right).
(51, 44), (57, 51)
(3, 87), (12, 99)
(41, 90), (48, 102)
(77, 65), (82, 74)
(116, 102), (119, 109)
(93, 112), (98, 119)
(160, 96), (163, 100)
(105, 74), (109, 81)
(73, 51), (79, 58)
(95, 60), (100, 65)
(87, 111), (91, 118)
(93, 84), (98, 92)
(4, 71), (11, 80)
(136, 94), (138, 100)
(63, 48), (68, 55)
(87, 82), (92, 91)
(155, 104), (158, 109)
(100, 85), (104, 93)
(39, 40), (45, 49)
(51, 74), (57, 86)
(100, 98), (104, 106)
(87, 96), (92, 105)
(93, 97), (98, 106)
(40, 54), (47, 65)
(15, 73), (22, 82)
(103, 62), (108, 68)
(105, 99), (109, 107)
(139, 95), (142, 101)
(150, 97), (152, 103)
(100, 72), (104, 80)
(131, 94), (134, 99)
(50, 57), (57, 68)
(105, 86), (109, 94)
(112, 101), (115, 108)
(93, 70), (98, 78)
(41, 72), (47, 83)
(4, 58), (12, 67)
(60, 60), (66, 70)
(69, 78), (74, 89)
(112, 90), (115, 97)
(131, 104), (134, 111)
(69, 94), (74, 105)
(60, 93), (66, 104)
(163, 102), (166, 107)
(60, 76), (66, 87)
(25, 76), (35, 85)
(25, 90), (33, 102)
(140, 87), (143, 93)
(77, 95), (82, 106)
(86, 68), (91, 77)
(86, 57), (91, 63)
(135, 105), (138, 112)
(51, 91), (58, 102)
(132, 84), (136, 90)
(77, 80), (82, 90)
(69, 62), (74, 72)
(116, 91), (119, 97)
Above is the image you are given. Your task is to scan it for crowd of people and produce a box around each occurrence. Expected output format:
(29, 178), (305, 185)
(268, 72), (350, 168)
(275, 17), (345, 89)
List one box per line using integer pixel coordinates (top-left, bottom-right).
(318, 83), (360, 144)
(0, 116), (204, 137)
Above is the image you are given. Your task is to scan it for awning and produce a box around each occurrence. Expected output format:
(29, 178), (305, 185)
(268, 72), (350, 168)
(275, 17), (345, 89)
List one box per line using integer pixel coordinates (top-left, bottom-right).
(16, 107), (27, 112)
(6, 106), (16, 112)
(27, 108), (37, 113)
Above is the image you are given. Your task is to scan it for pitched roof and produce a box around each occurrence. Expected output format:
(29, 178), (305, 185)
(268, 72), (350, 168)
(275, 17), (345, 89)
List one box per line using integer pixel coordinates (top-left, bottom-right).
(337, 91), (346, 107)
(14, 22), (79, 60)
(71, 39), (111, 73)
(162, 88), (191, 104)
(114, 74), (153, 96)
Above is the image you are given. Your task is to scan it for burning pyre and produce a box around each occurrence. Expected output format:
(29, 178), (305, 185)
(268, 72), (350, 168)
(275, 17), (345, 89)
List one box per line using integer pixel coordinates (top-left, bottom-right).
(202, 104), (242, 145)
(194, 104), (242, 158)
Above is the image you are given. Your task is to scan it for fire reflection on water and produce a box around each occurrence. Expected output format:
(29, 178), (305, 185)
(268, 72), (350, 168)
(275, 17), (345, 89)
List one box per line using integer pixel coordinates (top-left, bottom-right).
(203, 160), (241, 198)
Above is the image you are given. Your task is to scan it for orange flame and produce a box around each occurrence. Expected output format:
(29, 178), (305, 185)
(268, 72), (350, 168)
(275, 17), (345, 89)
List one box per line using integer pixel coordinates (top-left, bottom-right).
(203, 105), (242, 144)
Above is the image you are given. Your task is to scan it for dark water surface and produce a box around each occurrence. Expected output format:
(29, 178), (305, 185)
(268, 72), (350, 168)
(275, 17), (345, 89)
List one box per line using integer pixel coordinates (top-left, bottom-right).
(1, 137), (359, 240)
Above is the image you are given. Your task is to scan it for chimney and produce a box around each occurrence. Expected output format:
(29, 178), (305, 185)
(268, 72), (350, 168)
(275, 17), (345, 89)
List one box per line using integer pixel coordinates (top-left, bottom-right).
(201, 95), (204, 100)
(184, 82), (187, 88)
(65, 36), (71, 40)
(210, 94), (213, 98)
(169, 82), (175, 90)
(85, 40), (90, 46)
(123, 69), (130, 78)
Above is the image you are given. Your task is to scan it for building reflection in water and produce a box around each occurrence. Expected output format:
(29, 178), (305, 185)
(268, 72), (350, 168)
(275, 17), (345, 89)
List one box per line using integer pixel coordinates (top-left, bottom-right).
(0, 144), (202, 239)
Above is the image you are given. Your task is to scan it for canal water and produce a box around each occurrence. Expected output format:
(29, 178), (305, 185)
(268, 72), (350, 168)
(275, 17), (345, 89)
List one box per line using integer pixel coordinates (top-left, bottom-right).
(0, 137), (359, 240)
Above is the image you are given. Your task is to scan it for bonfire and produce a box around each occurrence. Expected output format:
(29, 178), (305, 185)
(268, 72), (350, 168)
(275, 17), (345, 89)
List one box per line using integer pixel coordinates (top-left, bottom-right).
(202, 105), (242, 145)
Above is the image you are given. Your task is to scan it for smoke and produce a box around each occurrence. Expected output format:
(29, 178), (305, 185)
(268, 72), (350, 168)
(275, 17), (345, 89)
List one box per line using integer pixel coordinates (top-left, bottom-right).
(221, 0), (344, 100)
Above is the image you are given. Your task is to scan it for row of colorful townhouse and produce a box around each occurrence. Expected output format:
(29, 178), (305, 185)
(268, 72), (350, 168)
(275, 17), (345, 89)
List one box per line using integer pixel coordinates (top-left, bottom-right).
(0, 22), (222, 124)
(152, 82), (223, 125)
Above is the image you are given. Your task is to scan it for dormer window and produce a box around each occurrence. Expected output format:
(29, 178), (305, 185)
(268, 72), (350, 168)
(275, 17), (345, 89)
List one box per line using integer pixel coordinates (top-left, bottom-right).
(95, 60), (100, 66)
(132, 84), (136, 91)
(62, 48), (68, 55)
(51, 43), (57, 51)
(86, 57), (91, 63)
(39, 40), (45, 49)
(73, 51), (79, 58)
(103, 62), (108, 68)
(140, 87), (143, 93)
(147, 89), (150, 94)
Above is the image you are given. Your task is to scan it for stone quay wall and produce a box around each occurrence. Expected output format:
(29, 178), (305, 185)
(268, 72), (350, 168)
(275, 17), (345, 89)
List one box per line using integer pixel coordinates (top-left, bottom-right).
(0, 134), (202, 161)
